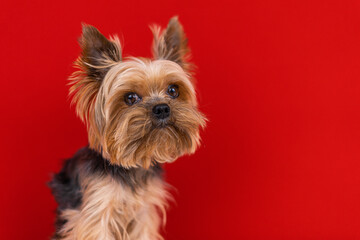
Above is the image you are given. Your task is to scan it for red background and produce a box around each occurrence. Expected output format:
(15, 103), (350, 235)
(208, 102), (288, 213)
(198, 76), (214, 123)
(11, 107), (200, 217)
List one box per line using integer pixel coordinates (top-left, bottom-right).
(1, 0), (360, 239)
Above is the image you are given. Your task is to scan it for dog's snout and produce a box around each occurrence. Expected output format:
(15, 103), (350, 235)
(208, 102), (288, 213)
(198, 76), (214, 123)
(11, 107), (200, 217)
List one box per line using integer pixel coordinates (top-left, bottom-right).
(152, 104), (170, 119)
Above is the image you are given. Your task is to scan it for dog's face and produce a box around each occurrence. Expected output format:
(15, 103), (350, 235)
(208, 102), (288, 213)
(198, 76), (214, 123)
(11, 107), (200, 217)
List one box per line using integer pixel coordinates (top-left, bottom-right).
(70, 17), (206, 168)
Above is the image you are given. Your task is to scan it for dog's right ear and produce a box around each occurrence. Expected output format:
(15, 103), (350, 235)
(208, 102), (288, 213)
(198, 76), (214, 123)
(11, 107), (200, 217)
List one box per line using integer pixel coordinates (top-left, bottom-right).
(70, 24), (122, 124)
(79, 24), (122, 81)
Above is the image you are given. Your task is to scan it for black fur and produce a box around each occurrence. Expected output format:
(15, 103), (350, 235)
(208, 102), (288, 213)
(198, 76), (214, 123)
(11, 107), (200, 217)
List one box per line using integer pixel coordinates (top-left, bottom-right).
(49, 155), (82, 211)
(80, 25), (121, 81)
(49, 146), (163, 234)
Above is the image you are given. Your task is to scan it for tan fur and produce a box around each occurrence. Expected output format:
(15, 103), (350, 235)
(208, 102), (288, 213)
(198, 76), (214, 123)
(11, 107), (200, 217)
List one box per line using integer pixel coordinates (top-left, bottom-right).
(58, 174), (170, 240)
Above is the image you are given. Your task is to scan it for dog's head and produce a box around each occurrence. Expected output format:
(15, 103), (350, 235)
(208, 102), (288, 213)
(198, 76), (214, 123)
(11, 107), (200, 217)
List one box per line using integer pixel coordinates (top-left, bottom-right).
(70, 17), (206, 168)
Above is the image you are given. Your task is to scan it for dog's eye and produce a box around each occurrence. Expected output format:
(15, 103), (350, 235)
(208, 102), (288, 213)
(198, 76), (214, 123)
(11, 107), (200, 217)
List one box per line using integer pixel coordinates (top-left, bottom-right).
(124, 92), (141, 106)
(167, 85), (179, 98)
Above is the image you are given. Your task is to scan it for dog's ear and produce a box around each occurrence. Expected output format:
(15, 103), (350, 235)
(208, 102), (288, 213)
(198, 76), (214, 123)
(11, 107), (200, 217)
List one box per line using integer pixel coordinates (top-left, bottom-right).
(79, 24), (122, 81)
(151, 16), (191, 71)
(69, 24), (121, 124)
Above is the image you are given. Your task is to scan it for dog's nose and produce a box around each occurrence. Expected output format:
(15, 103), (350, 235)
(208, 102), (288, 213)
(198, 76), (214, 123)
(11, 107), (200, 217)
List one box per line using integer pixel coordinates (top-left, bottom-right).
(152, 104), (170, 119)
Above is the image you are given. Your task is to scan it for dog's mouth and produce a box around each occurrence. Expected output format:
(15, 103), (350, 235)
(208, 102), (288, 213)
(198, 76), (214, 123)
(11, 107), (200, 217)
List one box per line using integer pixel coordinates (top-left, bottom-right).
(152, 119), (175, 129)
(155, 121), (169, 128)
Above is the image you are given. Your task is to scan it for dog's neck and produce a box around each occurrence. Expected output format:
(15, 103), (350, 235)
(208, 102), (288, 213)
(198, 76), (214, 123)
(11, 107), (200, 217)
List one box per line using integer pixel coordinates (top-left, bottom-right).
(79, 147), (164, 190)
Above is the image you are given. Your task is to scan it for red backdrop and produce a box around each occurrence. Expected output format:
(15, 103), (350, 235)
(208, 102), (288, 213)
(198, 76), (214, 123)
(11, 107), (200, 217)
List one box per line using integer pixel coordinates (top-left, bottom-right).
(1, 0), (360, 239)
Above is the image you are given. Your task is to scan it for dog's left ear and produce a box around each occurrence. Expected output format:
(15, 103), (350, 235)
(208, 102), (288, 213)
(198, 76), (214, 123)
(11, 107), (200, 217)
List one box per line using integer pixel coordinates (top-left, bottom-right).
(151, 16), (191, 71)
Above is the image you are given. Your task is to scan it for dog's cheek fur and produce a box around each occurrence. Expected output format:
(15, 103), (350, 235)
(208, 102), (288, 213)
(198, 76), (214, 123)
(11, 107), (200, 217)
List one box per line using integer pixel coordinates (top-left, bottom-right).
(106, 105), (153, 168)
(169, 101), (207, 153)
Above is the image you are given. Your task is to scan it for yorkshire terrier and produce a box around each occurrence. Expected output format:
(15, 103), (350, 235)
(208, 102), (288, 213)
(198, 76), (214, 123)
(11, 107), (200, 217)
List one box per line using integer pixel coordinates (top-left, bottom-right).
(49, 17), (206, 240)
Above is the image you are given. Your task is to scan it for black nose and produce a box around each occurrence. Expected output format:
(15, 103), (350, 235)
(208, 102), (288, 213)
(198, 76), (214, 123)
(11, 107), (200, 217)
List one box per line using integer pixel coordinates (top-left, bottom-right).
(152, 104), (170, 119)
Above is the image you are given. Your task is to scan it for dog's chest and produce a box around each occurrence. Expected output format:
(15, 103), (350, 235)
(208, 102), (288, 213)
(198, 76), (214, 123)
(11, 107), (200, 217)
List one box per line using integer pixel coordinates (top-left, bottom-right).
(59, 174), (168, 240)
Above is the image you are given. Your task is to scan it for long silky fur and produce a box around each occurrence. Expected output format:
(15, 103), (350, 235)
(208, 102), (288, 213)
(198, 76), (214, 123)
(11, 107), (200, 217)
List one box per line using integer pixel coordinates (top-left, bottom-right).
(52, 16), (206, 240)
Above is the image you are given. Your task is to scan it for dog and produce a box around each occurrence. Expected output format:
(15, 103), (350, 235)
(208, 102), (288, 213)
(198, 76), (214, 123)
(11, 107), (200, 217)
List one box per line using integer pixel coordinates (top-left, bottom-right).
(49, 16), (206, 240)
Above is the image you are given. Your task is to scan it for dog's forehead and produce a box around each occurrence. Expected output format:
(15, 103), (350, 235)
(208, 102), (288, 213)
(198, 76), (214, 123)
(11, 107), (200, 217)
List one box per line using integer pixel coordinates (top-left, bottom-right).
(107, 59), (195, 95)
(146, 60), (193, 93)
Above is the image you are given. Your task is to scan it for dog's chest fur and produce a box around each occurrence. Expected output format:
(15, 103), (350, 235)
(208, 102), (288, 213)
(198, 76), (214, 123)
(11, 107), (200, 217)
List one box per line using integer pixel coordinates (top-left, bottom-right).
(50, 147), (169, 240)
